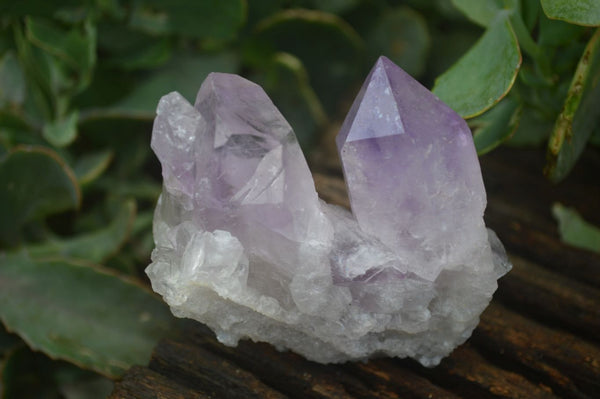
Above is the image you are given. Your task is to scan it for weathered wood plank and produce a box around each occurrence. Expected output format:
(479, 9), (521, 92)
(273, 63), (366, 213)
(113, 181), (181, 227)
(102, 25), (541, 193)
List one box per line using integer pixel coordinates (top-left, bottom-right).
(185, 326), (400, 399)
(342, 361), (461, 399)
(408, 344), (560, 399)
(485, 201), (600, 288)
(109, 366), (210, 399)
(496, 255), (600, 343)
(473, 303), (600, 398)
(479, 148), (600, 226)
(149, 338), (287, 399)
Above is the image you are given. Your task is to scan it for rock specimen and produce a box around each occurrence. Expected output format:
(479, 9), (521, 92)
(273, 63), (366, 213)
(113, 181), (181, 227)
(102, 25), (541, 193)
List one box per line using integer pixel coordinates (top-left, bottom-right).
(146, 56), (511, 366)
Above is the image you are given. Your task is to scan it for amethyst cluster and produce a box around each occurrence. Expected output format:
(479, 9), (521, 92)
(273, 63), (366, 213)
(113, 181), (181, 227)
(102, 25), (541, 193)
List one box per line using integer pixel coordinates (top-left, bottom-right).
(146, 57), (511, 366)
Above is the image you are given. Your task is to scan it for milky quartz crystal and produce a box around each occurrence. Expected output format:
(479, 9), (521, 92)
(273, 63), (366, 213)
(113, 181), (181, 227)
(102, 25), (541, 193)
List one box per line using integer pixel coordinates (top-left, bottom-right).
(146, 56), (511, 366)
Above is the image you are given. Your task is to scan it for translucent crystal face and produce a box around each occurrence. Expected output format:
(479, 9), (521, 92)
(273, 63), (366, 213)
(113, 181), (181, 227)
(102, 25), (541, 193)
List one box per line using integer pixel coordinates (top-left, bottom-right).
(337, 56), (488, 280)
(146, 59), (511, 367)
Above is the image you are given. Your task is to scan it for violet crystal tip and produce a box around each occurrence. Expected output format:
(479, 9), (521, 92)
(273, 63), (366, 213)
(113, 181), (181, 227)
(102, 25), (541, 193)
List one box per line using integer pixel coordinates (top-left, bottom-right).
(336, 55), (488, 281)
(146, 59), (511, 367)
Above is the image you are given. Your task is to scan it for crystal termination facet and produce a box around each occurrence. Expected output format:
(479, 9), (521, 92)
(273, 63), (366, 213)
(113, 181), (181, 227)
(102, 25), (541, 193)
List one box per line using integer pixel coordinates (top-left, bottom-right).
(146, 57), (511, 367)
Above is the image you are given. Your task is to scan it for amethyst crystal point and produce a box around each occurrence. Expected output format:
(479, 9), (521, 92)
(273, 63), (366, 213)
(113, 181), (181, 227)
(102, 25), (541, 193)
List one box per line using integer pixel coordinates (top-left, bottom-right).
(147, 65), (511, 367)
(337, 56), (487, 280)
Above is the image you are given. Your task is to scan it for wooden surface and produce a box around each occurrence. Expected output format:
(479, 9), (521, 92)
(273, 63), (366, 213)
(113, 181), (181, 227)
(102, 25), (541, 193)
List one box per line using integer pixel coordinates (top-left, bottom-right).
(111, 147), (600, 399)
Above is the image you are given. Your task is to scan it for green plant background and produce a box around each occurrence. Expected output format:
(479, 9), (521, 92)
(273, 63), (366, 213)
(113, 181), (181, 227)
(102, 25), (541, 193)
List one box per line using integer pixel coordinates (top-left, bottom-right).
(0, 0), (599, 397)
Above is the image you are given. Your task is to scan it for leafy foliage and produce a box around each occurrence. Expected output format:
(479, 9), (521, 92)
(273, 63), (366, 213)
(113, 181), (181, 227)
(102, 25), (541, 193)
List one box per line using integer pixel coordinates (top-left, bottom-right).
(552, 203), (600, 253)
(0, 0), (599, 396)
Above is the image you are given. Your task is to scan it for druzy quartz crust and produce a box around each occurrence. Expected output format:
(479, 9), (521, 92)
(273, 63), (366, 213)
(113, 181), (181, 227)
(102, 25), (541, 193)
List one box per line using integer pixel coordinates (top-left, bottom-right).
(146, 56), (511, 366)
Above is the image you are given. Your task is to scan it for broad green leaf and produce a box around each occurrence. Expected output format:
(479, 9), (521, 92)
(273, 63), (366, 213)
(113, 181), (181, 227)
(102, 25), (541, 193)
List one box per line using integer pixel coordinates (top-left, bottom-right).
(541, 0), (600, 26)
(450, 0), (502, 27)
(552, 203), (600, 253)
(256, 52), (327, 150)
(546, 28), (600, 181)
(433, 16), (521, 118)
(73, 149), (113, 185)
(0, 252), (173, 377)
(0, 51), (26, 107)
(111, 38), (171, 70)
(538, 10), (586, 46)
(0, 146), (80, 247)
(256, 9), (364, 114)
(27, 200), (136, 263)
(0, 112), (42, 149)
(13, 25), (54, 120)
(97, 23), (171, 70)
(470, 96), (521, 155)
(25, 17), (96, 80)
(99, 52), (238, 119)
(42, 110), (78, 147)
(366, 6), (430, 77)
(130, 0), (246, 40)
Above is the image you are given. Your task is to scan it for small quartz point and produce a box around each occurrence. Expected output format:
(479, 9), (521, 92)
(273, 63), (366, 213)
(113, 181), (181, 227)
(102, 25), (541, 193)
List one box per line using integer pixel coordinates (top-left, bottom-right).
(147, 60), (511, 367)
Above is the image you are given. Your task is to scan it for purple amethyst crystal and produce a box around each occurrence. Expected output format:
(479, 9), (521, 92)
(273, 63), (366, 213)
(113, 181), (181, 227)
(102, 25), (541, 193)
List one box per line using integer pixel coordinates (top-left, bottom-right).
(337, 56), (487, 280)
(146, 59), (511, 367)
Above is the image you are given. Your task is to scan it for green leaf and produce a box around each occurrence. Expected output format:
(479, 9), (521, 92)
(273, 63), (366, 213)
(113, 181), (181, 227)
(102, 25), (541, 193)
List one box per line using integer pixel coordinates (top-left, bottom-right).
(545, 28), (600, 182)
(0, 252), (173, 377)
(25, 17), (96, 81)
(130, 0), (246, 40)
(42, 110), (78, 147)
(256, 9), (364, 114)
(73, 149), (113, 185)
(96, 52), (238, 120)
(256, 52), (327, 151)
(541, 0), (600, 26)
(13, 24), (55, 121)
(433, 15), (521, 118)
(0, 51), (26, 107)
(97, 23), (171, 70)
(111, 38), (171, 71)
(470, 96), (521, 155)
(538, 10), (586, 46)
(450, 0), (503, 27)
(27, 200), (136, 264)
(552, 203), (600, 253)
(0, 146), (80, 247)
(366, 6), (430, 77)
